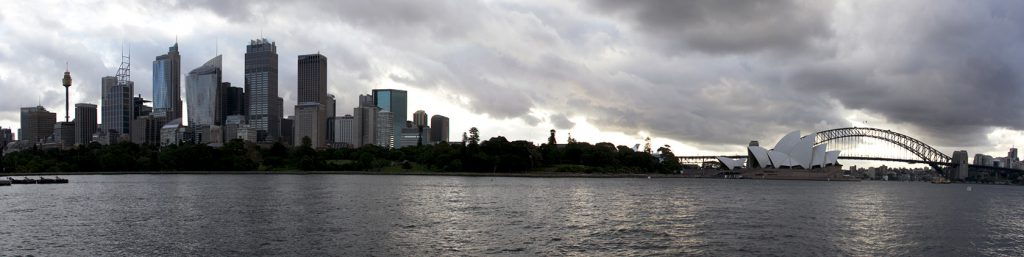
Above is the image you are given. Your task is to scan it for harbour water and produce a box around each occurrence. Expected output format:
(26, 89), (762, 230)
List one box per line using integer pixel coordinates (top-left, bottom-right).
(1, 175), (1022, 255)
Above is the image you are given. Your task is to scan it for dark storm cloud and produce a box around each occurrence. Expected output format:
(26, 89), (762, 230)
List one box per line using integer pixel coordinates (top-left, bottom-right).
(588, 0), (833, 55)
(549, 114), (575, 129)
(3, 0), (1023, 153)
(161, 0), (479, 39)
(788, 0), (1024, 146)
(570, 75), (848, 150)
(0, 11), (114, 118)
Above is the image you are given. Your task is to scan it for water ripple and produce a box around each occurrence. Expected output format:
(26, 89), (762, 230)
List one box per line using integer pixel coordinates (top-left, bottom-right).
(0, 175), (1020, 256)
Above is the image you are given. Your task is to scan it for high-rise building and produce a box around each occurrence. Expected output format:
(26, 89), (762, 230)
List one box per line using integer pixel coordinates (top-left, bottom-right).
(223, 83), (245, 117)
(376, 110), (394, 148)
(0, 128), (13, 147)
(282, 116), (294, 146)
(133, 95), (152, 118)
(372, 89), (407, 147)
(103, 50), (135, 137)
(186, 55), (224, 126)
(326, 116), (336, 144)
(952, 150), (969, 180)
(153, 43), (181, 119)
(326, 94), (336, 119)
(353, 95), (378, 147)
(74, 103), (97, 146)
(413, 110), (428, 127)
(295, 53), (328, 148)
(429, 115), (449, 143)
(294, 103), (326, 148)
(297, 54), (328, 104)
(245, 38), (280, 143)
(20, 106), (56, 144)
(326, 95), (336, 143)
(101, 76), (133, 136)
(334, 114), (356, 147)
(275, 96), (283, 137)
(53, 122), (75, 147)
(131, 115), (164, 145)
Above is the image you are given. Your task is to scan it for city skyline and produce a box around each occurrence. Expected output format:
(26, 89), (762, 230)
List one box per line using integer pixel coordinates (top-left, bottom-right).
(1, 1), (1023, 158)
(2, 2), (1022, 256)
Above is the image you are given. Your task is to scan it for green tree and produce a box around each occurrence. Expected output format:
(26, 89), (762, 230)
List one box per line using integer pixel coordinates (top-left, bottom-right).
(657, 144), (682, 173)
(468, 127), (480, 146)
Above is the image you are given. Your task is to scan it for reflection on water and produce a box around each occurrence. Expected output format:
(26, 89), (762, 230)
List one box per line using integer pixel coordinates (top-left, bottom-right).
(1, 175), (1021, 255)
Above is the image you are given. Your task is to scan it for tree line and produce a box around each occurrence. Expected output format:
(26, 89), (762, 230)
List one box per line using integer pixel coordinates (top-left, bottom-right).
(0, 128), (682, 174)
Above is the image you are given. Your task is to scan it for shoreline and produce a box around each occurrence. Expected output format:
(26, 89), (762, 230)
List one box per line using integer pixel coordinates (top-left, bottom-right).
(3, 171), (1013, 185)
(0, 170), (695, 179)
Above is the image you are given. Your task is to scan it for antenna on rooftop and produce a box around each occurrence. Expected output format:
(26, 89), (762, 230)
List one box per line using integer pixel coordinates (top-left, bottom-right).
(116, 41), (131, 84)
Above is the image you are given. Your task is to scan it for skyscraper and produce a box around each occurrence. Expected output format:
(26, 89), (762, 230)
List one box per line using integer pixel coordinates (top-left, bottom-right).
(297, 54), (328, 104)
(372, 89), (407, 147)
(0, 128), (13, 147)
(153, 43), (181, 119)
(102, 52), (134, 136)
(223, 83), (245, 117)
(20, 106), (56, 143)
(245, 38), (280, 143)
(74, 103), (97, 145)
(186, 55), (223, 126)
(353, 94), (378, 147)
(295, 53), (328, 148)
(429, 115), (449, 143)
(413, 110), (428, 127)
(276, 96), (283, 133)
(326, 94), (336, 118)
(326, 94), (336, 143)
(102, 76), (133, 135)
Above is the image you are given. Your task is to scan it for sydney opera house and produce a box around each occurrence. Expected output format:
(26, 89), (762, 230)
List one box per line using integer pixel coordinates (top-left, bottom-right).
(716, 131), (841, 171)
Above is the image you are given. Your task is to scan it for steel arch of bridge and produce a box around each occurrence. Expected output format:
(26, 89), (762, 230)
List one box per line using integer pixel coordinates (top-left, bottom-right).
(814, 127), (952, 166)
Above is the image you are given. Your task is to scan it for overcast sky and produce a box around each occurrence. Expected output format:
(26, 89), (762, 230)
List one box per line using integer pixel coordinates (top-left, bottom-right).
(1, 0), (1023, 157)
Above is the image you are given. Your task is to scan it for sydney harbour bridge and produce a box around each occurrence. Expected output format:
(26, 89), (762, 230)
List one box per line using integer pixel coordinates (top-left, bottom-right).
(678, 127), (1021, 178)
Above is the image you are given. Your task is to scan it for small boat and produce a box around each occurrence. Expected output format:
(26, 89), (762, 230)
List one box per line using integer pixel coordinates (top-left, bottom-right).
(9, 177), (37, 184)
(37, 177), (57, 184)
(54, 177), (69, 183)
(0, 179), (10, 186)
